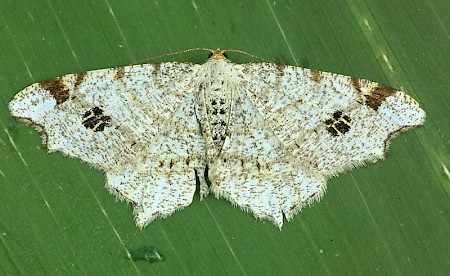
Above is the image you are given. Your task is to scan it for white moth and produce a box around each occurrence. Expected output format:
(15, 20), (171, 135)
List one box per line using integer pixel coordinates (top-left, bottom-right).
(9, 49), (425, 228)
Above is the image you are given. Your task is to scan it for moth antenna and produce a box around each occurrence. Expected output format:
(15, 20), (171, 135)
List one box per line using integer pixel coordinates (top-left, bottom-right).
(132, 48), (215, 65)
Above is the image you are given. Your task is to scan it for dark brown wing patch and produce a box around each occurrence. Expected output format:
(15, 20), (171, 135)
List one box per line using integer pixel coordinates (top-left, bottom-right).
(40, 77), (70, 105)
(364, 84), (396, 111)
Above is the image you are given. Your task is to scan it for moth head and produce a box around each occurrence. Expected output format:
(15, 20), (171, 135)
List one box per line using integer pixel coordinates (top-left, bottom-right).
(208, 49), (229, 60)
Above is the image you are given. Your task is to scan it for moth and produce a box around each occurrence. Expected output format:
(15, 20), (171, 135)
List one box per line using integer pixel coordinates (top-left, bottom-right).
(9, 49), (425, 228)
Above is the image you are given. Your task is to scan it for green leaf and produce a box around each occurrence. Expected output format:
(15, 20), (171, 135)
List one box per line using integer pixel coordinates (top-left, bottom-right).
(0, 0), (448, 274)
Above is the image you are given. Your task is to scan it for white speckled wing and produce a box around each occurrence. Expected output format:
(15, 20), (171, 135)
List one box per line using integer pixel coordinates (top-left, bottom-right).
(209, 93), (326, 228)
(107, 92), (206, 227)
(241, 63), (425, 177)
(9, 62), (198, 171)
